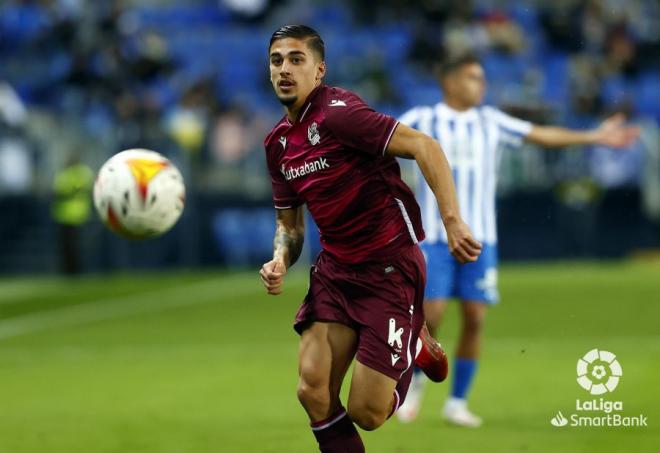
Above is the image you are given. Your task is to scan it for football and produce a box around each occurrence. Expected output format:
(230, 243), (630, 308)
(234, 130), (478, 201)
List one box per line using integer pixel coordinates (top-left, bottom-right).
(93, 149), (185, 239)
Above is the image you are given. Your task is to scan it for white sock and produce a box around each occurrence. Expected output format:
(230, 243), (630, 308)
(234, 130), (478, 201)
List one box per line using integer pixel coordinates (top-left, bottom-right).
(445, 397), (467, 410)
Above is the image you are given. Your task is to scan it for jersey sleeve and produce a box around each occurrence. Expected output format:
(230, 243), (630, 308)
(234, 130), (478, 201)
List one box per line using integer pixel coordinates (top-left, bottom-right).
(324, 95), (399, 157)
(487, 107), (533, 144)
(265, 148), (303, 209)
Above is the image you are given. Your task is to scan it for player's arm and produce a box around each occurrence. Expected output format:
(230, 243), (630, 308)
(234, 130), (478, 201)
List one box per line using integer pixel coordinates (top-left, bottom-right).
(525, 113), (640, 148)
(260, 206), (305, 295)
(273, 206), (305, 268)
(386, 123), (482, 263)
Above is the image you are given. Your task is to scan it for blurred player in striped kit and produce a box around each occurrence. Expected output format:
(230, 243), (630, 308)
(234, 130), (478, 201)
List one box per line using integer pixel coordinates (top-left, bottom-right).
(397, 54), (640, 427)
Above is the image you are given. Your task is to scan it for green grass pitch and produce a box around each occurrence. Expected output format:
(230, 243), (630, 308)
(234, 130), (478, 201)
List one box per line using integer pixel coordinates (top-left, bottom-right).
(0, 260), (658, 452)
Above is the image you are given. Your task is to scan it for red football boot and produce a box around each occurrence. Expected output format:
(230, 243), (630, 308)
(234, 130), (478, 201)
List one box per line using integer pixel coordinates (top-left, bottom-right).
(414, 324), (449, 383)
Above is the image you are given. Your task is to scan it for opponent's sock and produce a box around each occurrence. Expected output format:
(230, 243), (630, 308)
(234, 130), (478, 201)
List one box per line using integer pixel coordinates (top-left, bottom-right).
(451, 357), (477, 399)
(311, 407), (364, 453)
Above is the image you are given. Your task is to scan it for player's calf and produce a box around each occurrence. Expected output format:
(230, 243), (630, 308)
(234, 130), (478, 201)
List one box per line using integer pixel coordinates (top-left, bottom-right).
(298, 366), (365, 451)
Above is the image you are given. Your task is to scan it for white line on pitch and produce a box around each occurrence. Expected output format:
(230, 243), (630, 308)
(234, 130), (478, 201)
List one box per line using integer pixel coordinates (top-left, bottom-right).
(0, 280), (67, 305)
(0, 278), (256, 340)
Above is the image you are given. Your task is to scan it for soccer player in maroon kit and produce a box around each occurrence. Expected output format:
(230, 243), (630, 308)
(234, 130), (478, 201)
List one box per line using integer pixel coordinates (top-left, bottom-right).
(259, 25), (482, 452)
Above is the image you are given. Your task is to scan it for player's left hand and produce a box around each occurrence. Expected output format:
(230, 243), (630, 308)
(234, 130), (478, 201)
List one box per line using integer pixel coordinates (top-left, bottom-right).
(260, 258), (287, 295)
(445, 219), (482, 264)
(594, 113), (641, 148)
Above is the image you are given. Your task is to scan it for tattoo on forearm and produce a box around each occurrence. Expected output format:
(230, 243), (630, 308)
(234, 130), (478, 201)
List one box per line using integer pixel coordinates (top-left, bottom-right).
(274, 227), (304, 267)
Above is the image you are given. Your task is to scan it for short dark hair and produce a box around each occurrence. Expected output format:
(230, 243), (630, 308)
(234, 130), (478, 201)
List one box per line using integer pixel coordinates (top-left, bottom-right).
(269, 25), (325, 61)
(437, 54), (481, 79)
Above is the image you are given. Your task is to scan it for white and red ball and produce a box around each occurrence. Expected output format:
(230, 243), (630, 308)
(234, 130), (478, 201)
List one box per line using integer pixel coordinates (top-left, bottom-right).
(93, 149), (185, 239)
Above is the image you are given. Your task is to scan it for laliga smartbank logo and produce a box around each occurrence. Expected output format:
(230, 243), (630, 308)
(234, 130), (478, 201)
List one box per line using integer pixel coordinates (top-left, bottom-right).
(576, 348), (622, 394)
(550, 349), (647, 428)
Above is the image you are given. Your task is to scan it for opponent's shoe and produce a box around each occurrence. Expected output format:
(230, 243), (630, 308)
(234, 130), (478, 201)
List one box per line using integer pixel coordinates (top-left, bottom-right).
(442, 397), (483, 428)
(396, 371), (426, 423)
(413, 324), (449, 383)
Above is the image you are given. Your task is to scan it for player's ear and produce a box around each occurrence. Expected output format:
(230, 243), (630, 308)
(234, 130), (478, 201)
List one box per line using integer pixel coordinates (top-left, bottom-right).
(316, 60), (326, 81)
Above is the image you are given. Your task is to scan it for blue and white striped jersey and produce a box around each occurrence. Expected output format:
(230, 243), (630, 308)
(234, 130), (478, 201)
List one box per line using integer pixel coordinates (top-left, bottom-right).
(400, 103), (532, 245)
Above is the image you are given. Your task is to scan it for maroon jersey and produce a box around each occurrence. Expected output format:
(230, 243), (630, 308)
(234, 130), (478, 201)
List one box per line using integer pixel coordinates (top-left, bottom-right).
(264, 85), (425, 264)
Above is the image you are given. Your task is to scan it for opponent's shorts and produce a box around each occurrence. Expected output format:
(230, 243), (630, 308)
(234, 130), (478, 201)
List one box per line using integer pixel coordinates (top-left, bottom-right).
(421, 241), (499, 304)
(294, 245), (426, 384)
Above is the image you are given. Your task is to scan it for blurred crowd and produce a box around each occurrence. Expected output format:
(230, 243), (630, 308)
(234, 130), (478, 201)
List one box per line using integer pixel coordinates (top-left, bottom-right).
(0, 0), (658, 202)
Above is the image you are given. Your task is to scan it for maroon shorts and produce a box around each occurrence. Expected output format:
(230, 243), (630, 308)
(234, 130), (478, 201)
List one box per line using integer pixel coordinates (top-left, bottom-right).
(294, 245), (426, 383)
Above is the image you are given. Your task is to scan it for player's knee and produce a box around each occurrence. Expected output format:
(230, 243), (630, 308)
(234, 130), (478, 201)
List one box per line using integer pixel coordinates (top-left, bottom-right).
(462, 312), (484, 333)
(425, 316), (441, 334)
(347, 404), (386, 431)
(297, 380), (330, 412)
(350, 410), (385, 431)
(423, 301), (445, 332)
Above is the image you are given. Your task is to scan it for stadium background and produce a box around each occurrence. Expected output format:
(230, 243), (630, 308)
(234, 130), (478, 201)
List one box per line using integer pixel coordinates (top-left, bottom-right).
(0, 0), (659, 452)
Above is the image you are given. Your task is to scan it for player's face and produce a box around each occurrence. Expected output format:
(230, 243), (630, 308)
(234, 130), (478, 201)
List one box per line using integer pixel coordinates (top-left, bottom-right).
(449, 63), (486, 107)
(269, 38), (325, 109)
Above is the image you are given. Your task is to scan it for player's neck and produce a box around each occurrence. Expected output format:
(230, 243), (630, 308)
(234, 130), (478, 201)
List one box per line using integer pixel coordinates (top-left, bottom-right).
(285, 103), (304, 122)
(444, 98), (472, 112)
(285, 82), (322, 122)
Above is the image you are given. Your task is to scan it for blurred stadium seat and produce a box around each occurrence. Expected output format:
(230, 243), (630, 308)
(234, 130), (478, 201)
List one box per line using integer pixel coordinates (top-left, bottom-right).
(0, 0), (657, 272)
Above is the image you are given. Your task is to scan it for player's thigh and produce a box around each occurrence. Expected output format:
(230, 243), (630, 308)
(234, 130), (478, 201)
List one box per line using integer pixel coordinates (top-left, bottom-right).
(298, 321), (358, 396)
(423, 298), (449, 330)
(345, 247), (425, 421)
(347, 360), (397, 418)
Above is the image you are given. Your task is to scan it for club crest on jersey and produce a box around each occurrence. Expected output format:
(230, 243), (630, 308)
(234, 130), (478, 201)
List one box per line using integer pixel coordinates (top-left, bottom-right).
(308, 122), (320, 146)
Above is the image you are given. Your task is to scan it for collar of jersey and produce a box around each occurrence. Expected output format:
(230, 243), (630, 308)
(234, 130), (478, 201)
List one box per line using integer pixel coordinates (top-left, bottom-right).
(439, 102), (477, 117)
(286, 84), (325, 125)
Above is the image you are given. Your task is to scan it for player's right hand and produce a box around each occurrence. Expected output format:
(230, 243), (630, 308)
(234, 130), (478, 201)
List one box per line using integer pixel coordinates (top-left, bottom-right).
(594, 113), (640, 148)
(445, 219), (482, 264)
(260, 259), (287, 295)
